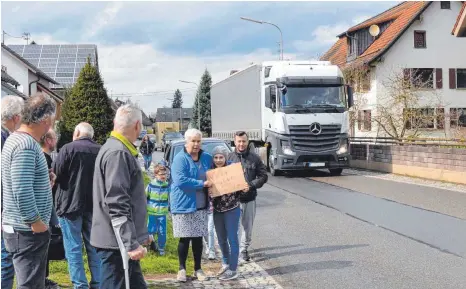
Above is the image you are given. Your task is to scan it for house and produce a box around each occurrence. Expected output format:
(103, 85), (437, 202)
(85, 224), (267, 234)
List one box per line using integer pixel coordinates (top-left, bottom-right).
(111, 98), (154, 130)
(155, 107), (193, 131)
(320, 1), (466, 138)
(1, 43), (64, 119)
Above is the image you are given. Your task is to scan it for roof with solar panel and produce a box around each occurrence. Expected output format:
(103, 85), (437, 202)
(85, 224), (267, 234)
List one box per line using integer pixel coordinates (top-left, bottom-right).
(7, 44), (98, 89)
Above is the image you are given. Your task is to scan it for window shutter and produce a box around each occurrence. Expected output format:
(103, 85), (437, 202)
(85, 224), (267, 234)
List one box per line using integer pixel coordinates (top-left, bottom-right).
(403, 69), (411, 87)
(366, 110), (372, 131)
(358, 111), (362, 130)
(449, 68), (456, 89)
(435, 68), (442, 89)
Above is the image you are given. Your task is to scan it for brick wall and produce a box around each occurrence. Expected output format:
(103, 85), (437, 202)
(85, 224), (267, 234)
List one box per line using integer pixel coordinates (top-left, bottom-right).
(350, 144), (466, 172)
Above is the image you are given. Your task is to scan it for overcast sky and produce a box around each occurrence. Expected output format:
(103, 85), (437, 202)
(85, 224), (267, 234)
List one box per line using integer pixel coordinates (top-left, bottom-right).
(2, 1), (396, 114)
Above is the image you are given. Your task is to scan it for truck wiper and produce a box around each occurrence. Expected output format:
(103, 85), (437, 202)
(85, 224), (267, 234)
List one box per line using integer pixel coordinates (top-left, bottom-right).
(283, 105), (311, 113)
(307, 104), (342, 112)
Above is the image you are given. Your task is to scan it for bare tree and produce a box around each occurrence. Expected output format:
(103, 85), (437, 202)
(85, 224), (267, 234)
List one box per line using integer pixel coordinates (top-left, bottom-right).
(374, 68), (445, 139)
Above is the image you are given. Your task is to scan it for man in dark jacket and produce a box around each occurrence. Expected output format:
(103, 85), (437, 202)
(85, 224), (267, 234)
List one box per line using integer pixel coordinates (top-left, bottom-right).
(228, 131), (268, 263)
(91, 104), (150, 289)
(53, 122), (101, 289)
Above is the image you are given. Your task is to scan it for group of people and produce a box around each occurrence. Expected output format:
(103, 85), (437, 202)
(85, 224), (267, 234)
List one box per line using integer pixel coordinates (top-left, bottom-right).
(1, 92), (268, 289)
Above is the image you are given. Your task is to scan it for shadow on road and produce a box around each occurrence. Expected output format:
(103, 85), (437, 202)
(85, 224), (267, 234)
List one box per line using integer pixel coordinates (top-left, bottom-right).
(265, 260), (353, 276)
(253, 244), (369, 263)
(252, 244), (303, 254)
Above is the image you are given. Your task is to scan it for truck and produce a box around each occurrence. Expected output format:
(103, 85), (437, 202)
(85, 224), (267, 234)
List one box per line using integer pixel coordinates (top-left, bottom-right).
(211, 60), (354, 176)
(154, 122), (180, 151)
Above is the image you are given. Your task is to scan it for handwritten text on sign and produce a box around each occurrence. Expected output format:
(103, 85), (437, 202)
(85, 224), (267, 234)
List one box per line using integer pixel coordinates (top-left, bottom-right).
(206, 163), (248, 197)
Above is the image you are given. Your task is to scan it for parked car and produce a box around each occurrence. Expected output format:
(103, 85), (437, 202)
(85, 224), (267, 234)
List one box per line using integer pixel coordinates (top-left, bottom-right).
(163, 138), (233, 168)
(161, 131), (184, 152)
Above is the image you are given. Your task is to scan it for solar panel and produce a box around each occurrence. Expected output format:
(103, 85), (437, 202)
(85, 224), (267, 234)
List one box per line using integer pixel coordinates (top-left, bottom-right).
(7, 44), (98, 89)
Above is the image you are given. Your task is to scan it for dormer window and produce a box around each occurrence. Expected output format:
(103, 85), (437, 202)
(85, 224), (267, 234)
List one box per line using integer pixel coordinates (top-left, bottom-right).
(440, 1), (450, 9)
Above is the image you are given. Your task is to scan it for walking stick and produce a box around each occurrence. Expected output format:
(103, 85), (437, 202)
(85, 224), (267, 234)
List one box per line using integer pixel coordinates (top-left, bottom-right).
(111, 216), (131, 289)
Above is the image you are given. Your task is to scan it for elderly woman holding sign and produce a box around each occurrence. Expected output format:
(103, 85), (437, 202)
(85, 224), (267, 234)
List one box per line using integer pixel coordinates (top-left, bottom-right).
(170, 128), (212, 282)
(209, 146), (244, 281)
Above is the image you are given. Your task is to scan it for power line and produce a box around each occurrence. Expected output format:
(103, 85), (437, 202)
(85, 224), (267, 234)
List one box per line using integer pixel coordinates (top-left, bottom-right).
(111, 87), (198, 98)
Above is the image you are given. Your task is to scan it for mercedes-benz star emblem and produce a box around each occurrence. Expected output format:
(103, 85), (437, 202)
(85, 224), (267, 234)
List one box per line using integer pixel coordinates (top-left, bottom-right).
(309, 122), (322, 135)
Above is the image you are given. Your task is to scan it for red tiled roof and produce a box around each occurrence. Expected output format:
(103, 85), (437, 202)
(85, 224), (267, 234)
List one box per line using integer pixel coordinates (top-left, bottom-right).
(452, 2), (466, 35)
(321, 1), (431, 68)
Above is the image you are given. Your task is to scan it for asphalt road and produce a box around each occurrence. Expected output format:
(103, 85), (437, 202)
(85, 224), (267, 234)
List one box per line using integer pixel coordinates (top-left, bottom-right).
(150, 152), (466, 288)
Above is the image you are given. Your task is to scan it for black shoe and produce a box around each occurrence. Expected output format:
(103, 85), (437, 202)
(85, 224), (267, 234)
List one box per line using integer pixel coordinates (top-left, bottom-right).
(45, 278), (60, 289)
(150, 241), (158, 252)
(242, 251), (251, 261)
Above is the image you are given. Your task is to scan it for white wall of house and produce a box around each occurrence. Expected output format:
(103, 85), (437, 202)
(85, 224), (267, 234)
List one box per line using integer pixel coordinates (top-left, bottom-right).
(1, 50), (27, 94)
(27, 70), (53, 95)
(354, 1), (466, 138)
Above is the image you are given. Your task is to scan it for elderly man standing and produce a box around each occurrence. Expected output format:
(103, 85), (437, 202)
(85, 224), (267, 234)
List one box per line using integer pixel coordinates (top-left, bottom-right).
(1, 93), (56, 289)
(91, 104), (150, 289)
(1, 95), (24, 289)
(53, 122), (101, 289)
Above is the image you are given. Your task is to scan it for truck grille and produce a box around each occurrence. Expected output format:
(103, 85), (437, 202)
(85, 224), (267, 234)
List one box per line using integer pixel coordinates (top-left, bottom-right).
(288, 124), (341, 152)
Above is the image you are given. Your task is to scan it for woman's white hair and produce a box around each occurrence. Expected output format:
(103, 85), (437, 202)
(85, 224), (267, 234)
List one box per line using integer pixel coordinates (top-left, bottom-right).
(74, 122), (94, 138)
(114, 104), (142, 130)
(184, 128), (202, 141)
(1, 95), (24, 124)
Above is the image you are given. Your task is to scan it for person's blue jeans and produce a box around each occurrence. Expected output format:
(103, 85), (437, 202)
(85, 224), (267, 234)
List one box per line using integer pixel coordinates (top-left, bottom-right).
(214, 206), (241, 271)
(1, 234), (15, 289)
(147, 215), (167, 251)
(204, 212), (215, 254)
(142, 154), (152, 171)
(96, 248), (147, 289)
(59, 213), (101, 289)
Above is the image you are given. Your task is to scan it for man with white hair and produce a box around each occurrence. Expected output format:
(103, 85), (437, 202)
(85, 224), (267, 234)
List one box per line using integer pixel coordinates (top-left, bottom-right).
(91, 104), (151, 289)
(2, 92), (56, 289)
(1, 95), (24, 289)
(53, 122), (102, 289)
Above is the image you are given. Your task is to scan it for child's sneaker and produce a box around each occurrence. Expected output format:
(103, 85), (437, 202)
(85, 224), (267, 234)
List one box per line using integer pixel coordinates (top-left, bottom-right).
(159, 249), (165, 256)
(194, 269), (208, 281)
(208, 251), (216, 260)
(219, 270), (238, 281)
(177, 269), (187, 282)
(217, 264), (229, 276)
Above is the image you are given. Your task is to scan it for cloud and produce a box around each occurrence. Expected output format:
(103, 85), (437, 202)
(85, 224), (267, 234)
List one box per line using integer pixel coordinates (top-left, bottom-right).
(85, 2), (123, 39)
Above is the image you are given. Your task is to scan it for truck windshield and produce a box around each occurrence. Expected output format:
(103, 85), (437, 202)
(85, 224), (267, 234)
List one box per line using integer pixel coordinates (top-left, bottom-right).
(279, 85), (345, 109)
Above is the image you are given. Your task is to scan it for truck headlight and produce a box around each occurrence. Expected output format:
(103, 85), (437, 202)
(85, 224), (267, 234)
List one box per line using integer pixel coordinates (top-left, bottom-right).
(281, 140), (296, 156)
(337, 138), (348, 155)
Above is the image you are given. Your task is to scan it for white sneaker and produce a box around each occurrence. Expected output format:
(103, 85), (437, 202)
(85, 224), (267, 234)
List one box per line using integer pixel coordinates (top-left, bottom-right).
(208, 251), (216, 260)
(219, 269), (238, 281)
(177, 269), (187, 282)
(217, 264), (229, 276)
(194, 269), (208, 281)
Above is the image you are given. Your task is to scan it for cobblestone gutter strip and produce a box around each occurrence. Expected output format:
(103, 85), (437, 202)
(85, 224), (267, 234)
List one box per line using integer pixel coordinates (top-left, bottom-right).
(147, 262), (283, 289)
(345, 168), (466, 193)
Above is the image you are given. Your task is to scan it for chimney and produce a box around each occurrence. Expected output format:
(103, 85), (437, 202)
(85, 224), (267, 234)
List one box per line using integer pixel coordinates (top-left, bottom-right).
(230, 70), (238, 75)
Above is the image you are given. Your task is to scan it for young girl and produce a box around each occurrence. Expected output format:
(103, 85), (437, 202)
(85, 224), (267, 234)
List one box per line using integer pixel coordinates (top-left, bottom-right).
(210, 146), (242, 281)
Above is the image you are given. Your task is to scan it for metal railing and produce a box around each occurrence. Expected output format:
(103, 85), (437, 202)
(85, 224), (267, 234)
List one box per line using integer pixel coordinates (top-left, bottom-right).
(349, 136), (466, 147)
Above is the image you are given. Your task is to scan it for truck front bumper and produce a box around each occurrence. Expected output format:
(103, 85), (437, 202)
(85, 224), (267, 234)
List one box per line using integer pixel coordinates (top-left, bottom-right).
(274, 151), (350, 171)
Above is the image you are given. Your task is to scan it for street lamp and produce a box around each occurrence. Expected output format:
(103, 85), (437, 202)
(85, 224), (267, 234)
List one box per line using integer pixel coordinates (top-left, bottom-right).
(240, 17), (283, 61)
(179, 80), (200, 130)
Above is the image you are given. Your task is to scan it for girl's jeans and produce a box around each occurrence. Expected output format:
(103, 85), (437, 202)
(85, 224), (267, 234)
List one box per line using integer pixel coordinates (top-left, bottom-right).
(213, 206), (241, 271)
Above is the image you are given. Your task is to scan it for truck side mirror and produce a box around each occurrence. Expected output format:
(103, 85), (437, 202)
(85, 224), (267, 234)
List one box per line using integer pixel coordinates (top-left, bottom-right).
(347, 85), (354, 108)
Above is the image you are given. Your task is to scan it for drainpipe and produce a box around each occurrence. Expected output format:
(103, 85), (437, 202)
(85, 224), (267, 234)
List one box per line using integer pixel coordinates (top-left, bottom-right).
(28, 76), (40, 96)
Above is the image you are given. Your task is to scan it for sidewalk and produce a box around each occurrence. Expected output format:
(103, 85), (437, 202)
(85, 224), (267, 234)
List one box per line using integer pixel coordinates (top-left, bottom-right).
(146, 261), (283, 289)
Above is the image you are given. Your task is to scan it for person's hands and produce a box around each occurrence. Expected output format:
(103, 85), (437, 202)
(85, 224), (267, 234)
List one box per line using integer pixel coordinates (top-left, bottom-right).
(49, 169), (56, 187)
(208, 188), (214, 197)
(242, 184), (249, 193)
(142, 235), (154, 246)
(31, 220), (49, 233)
(204, 181), (212, 188)
(128, 245), (147, 260)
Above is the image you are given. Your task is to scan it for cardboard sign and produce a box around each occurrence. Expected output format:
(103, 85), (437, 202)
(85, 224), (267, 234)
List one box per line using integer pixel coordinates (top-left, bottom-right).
(206, 163), (249, 197)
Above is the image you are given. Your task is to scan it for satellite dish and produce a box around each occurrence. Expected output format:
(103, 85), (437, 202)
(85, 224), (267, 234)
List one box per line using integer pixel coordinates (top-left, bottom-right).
(369, 24), (380, 37)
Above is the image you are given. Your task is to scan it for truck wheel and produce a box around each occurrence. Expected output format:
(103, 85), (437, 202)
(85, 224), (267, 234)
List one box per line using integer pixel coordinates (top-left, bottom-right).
(329, 168), (343, 176)
(269, 154), (281, 176)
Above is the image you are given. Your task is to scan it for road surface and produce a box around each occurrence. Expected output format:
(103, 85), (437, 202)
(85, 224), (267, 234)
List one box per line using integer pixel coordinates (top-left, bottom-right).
(150, 151), (466, 289)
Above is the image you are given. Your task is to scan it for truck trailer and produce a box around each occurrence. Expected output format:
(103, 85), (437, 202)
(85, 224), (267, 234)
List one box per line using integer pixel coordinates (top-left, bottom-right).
(211, 60), (354, 176)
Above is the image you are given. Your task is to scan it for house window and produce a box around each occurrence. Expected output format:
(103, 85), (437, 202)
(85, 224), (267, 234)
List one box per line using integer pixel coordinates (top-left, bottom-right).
(405, 108), (445, 129)
(450, 108), (466, 127)
(409, 68), (434, 89)
(457, 69), (466, 88)
(414, 31), (426, 48)
(440, 1), (451, 9)
(358, 110), (371, 131)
